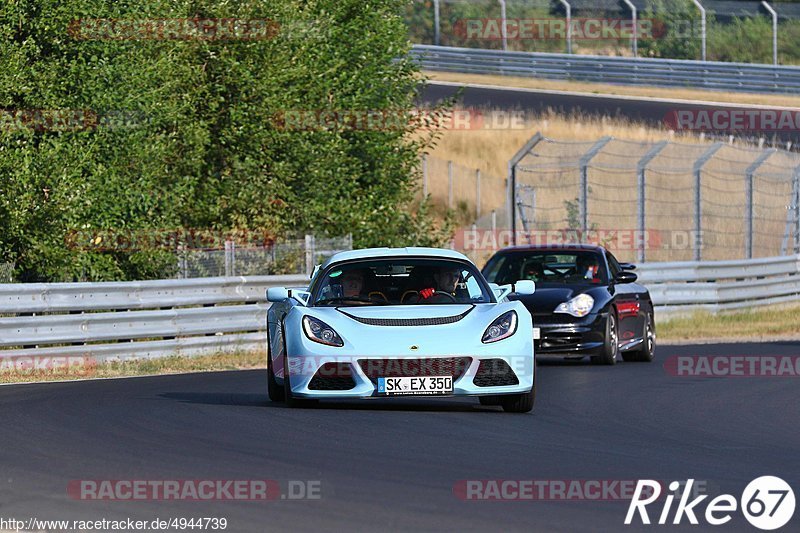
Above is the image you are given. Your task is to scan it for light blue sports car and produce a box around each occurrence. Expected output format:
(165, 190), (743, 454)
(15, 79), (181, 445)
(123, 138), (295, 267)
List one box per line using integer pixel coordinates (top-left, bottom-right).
(266, 247), (536, 412)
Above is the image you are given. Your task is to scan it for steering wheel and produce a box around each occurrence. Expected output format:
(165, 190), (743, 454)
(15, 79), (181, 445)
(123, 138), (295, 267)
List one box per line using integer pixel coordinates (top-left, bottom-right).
(420, 291), (457, 303)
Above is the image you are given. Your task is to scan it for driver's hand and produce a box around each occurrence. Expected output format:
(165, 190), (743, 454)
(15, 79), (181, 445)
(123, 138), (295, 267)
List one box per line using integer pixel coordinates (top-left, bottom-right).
(419, 287), (435, 299)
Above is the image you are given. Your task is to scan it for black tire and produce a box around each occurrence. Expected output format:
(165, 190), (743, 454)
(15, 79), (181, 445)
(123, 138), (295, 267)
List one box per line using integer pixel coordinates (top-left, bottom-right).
(283, 352), (317, 409)
(622, 311), (655, 363)
(267, 345), (284, 403)
(591, 311), (619, 366)
(500, 386), (535, 413)
(479, 396), (501, 406)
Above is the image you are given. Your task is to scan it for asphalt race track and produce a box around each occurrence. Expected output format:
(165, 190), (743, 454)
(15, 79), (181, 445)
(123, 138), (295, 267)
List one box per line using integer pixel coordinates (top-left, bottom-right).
(1, 343), (798, 532)
(419, 82), (800, 147)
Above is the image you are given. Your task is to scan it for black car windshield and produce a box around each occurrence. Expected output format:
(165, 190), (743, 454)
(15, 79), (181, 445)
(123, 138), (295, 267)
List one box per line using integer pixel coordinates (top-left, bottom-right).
(483, 251), (608, 286)
(311, 258), (493, 306)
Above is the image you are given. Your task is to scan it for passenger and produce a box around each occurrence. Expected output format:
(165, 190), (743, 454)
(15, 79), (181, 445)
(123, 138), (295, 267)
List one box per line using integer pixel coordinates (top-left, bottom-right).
(575, 255), (601, 281)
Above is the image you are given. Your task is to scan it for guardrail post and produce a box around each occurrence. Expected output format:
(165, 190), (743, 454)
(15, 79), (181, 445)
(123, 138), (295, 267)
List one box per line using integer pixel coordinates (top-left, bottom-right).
(578, 137), (613, 234)
(762, 1), (778, 65)
(476, 169), (482, 219)
(623, 0), (638, 57)
(693, 143), (723, 261)
(507, 132), (544, 244)
(636, 141), (668, 262)
(433, 0), (440, 46)
(745, 149), (776, 258)
(691, 0), (707, 61)
(558, 0), (572, 54)
(448, 160), (454, 209)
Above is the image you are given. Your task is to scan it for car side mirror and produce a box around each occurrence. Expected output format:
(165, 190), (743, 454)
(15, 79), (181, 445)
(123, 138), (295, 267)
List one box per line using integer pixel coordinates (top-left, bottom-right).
(614, 271), (637, 284)
(266, 287), (290, 302)
(513, 280), (535, 295)
(619, 262), (637, 270)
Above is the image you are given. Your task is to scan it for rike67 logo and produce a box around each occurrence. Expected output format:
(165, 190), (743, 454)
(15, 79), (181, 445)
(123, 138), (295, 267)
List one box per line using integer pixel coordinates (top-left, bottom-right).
(626, 477), (795, 530)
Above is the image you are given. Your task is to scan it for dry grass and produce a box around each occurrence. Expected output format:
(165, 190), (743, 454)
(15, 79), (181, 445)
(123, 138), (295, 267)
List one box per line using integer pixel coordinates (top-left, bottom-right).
(0, 350), (265, 385)
(659, 303), (800, 342)
(424, 71), (800, 109)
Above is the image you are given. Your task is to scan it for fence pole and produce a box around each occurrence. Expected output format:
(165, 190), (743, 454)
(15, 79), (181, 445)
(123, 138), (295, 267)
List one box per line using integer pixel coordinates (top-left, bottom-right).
(558, 0), (572, 54)
(476, 169), (482, 219)
(762, 1), (778, 65)
(304, 234), (315, 276)
(491, 210), (497, 234)
(693, 143), (724, 261)
(623, 0), (638, 57)
(422, 154), (428, 197)
(579, 137), (613, 233)
(499, 0), (508, 51)
(636, 141), (668, 262)
(433, 0), (440, 46)
(224, 240), (233, 277)
(448, 160), (454, 209)
(794, 166), (800, 254)
(745, 149), (776, 258)
(691, 0), (706, 61)
(507, 132), (544, 244)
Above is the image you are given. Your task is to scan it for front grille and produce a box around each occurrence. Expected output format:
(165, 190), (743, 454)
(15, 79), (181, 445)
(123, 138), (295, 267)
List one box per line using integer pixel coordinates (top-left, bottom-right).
(339, 307), (473, 327)
(308, 363), (356, 390)
(473, 359), (519, 387)
(542, 331), (581, 346)
(357, 357), (472, 384)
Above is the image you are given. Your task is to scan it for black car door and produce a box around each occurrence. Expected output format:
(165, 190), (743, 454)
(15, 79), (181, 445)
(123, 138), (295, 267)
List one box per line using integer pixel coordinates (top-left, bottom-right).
(605, 251), (645, 345)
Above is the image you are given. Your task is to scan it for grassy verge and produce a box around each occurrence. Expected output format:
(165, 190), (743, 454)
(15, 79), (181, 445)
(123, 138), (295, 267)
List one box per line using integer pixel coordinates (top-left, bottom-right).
(424, 71), (800, 108)
(658, 304), (800, 342)
(0, 350), (266, 385)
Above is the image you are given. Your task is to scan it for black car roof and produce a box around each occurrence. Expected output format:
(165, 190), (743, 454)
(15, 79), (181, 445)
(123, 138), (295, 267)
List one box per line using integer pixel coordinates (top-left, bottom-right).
(495, 244), (606, 253)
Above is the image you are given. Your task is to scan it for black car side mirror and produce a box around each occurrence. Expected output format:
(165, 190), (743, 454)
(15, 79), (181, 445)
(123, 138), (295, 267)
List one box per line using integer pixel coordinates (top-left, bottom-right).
(614, 271), (638, 284)
(619, 262), (637, 270)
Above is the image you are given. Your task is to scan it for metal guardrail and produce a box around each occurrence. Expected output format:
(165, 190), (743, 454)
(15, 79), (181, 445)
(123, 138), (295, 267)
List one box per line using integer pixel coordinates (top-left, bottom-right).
(411, 45), (800, 94)
(1, 257), (798, 364)
(637, 254), (800, 315)
(0, 275), (308, 362)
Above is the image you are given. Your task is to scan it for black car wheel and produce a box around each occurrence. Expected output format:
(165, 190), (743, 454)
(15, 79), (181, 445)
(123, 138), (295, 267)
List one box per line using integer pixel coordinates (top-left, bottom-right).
(623, 311), (655, 362)
(592, 311), (619, 366)
(267, 342), (284, 402)
(500, 371), (536, 413)
(283, 352), (318, 408)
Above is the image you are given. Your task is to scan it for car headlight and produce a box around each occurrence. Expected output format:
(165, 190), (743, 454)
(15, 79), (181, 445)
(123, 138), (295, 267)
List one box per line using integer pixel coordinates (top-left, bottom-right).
(481, 311), (518, 343)
(302, 316), (344, 347)
(554, 294), (595, 317)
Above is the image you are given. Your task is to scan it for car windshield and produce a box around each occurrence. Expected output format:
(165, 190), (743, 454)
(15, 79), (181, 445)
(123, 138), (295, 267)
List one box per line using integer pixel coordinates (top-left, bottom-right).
(311, 258), (493, 306)
(483, 251), (608, 285)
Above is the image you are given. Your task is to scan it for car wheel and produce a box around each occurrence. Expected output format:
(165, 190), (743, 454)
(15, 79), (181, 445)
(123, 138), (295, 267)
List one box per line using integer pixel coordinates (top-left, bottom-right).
(283, 353), (317, 409)
(267, 336), (284, 403)
(623, 311), (655, 363)
(591, 311), (619, 366)
(479, 396), (501, 406)
(500, 386), (535, 413)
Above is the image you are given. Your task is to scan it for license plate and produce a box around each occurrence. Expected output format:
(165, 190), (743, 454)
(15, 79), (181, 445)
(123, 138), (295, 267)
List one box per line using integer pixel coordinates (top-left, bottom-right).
(377, 376), (453, 396)
(533, 327), (541, 340)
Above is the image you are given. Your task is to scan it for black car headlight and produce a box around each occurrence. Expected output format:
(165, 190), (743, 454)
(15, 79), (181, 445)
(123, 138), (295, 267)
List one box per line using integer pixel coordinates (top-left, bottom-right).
(482, 311), (518, 343)
(554, 294), (595, 317)
(302, 316), (344, 347)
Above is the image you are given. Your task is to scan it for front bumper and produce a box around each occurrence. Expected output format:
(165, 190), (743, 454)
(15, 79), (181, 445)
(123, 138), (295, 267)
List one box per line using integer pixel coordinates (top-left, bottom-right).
(533, 312), (607, 357)
(286, 354), (534, 399)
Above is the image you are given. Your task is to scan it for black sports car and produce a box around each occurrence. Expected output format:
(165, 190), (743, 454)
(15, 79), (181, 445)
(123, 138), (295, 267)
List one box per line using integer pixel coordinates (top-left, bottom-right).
(482, 244), (655, 365)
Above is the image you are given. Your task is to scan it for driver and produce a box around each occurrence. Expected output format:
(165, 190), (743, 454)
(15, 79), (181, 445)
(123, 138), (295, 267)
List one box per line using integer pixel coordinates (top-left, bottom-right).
(418, 266), (461, 300)
(340, 269), (365, 298)
(575, 254), (601, 282)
